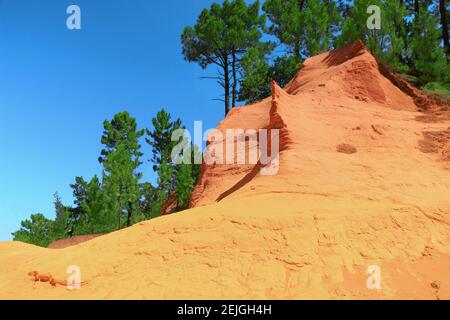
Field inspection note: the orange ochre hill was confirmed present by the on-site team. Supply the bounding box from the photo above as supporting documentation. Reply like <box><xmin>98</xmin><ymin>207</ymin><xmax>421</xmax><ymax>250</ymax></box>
<box><xmin>1</xmin><ymin>41</ymin><xmax>449</xmax><ymax>300</ymax></box>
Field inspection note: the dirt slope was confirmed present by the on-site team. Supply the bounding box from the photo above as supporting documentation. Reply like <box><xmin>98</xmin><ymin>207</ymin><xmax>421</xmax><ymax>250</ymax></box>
<box><xmin>1</xmin><ymin>41</ymin><xmax>449</xmax><ymax>300</ymax></box>
<box><xmin>48</xmin><ymin>234</ymin><xmax>104</xmax><ymax>249</ymax></box>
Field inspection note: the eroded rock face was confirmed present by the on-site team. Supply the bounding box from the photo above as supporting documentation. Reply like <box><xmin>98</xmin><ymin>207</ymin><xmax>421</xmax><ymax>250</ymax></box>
<box><xmin>1</xmin><ymin>41</ymin><xmax>450</xmax><ymax>300</ymax></box>
<box><xmin>161</xmin><ymin>192</ymin><xmax>178</xmax><ymax>216</ymax></box>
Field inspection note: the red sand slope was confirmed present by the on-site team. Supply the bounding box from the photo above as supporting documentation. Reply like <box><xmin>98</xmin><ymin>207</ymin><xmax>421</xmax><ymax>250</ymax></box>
<box><xmin>48</xmin><ymin>234</ymin><xmax>104</xmax><ymax>249</ymax></box>
<box><xmin>1</xmin><ymin>41</ymin><xmax>449</xmax><ymax>300</ymax></box>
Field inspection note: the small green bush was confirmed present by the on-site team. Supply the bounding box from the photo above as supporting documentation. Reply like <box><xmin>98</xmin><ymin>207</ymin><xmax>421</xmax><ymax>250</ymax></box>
<box><xmin>423</xmin><ymin>82</ymin><xmax>450</xmax><ymax>98</ymax></box>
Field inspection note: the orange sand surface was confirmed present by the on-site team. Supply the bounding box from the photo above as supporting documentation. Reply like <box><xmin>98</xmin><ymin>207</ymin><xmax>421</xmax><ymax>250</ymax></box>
<box><xmin>1</xmin><ymin>41</ymin><xmax>449</xmax><ymax>300</ymax></box>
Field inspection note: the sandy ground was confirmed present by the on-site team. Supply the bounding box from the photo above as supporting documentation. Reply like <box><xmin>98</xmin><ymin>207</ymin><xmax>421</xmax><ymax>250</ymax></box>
<box><xmin>1</xmin><ymin>41</ymin><xmax>449</xmax><ymax>300</ymax></box>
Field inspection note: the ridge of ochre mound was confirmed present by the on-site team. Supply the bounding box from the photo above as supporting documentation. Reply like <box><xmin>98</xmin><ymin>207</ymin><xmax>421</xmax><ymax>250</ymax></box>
<box><xmin>190</xmin><ymin>41</ymin><xmax>446</xmax><ymax>208</ymax></box>
<box><xmin>285</xmin><ymin>40</ymin><xmax>417</xmax><ymax>110</ymax></box>
<box><xmin>1</xmin><ymin>41</ymin><xmax>449</xmax><ymax>299</ymax></box>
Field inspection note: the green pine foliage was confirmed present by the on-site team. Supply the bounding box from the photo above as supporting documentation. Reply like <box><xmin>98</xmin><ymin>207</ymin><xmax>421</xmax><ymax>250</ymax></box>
<box><xmin>139</xmin><ymin>182</ymin><xmax>160</xmax><ymax>220</ymax></box>
<box><xmin>146</xmin><ymin>109</ymin><xmax>182</xmax><ymax>173</ymax></box>
<box><xmin>174</xmin><ymin>142</ymin><xmax>202</xmax><ymax>210</ymax></box>
<box><xmin>181</xmin><ymin>0</ymin><xmax>267</xmax><ymax>115</ymax></box>
<box><xmin>263</xmin><ymin>0</ymin><xmax>339</xmax><ymax>60</ymax></box>
<box><xmin>102</xmin><ymin>142</ymin><xmax>142</xmax><ymax>229</ymax></box>
<box><xmin>271</xmin><ymin>55</ymin><xmax>301</xmax><ymax>88</ymax></box>
<box><xmin>99</xmin><ymin>112</ymin><xmax>145</xmax><ymax>229</ymax></box>
<box><xmin>238</xmin><ymin>47</ymin><xmax>272</xmax><ymax>103</ymax></box>
<box><xmin>338</xmin><ymin>0</ymin><xmax>449</xmax><ymax>88</ymax></box>
<box><xmin>263</xmin><ymin>0</ymin><xmax>306</xmax><ymax>61</ymax></box>
<box><xmin>303</xmin><ymin>0</ymin><xmax>340</xmax><ymax>56</ymax></box>
<box><xmin>12</xmin><ymin>214</ymin><xmax>54</xmax><ymax>247</ymax></box>
<box><xmin>238</xmin><ymin>49</ymin><xmax>301</xmax><ymax>103</ymax></box>
<box><xmin>99</xmin><ymin>112</ymin><xmax>144</xmax><ymax>165</ymax></box>
<box><xmin>411</xmin><ymin>8</ymin><xmax>449</xmax><ymax>85</ymax></box>
<box><xmin>48</xmin><ymin>193</ymin><xmax>71</xmax><ymax>241</ymax></box>
<box><xmin>175</xmin><ymin>164</ymin><xmax>196</xmax><ymax>210</ymax></box>
<box><xmin>244</xmin><ymin>0</ymin><xmax>449</xmax><ymax>101</ymax></box>
<box><xmin>337</xmin><ymin>0</ymin><xmax>408</xmax><ymax>72</ymax></box>
<box><xmin>14</xmin><ymin>110</ymin><xmax>201</xmax><ymax>247</ymax></box>
<box><xmin>423</xmin><ymin>82</ymin><xmax>450</xmax><ymax>97</ymax></box>
<box><xmin>79</xmin><ymin>175</ymin><xmax>116</xmax><ymax>234</ymax></box>
<box><xmin>239</xmin><ymin>0</ymin><xmax>337</xmax><ymax>103</ymax></box>
<box><xmin>147</xmin><ymin>109</ymin><xmax>201</xmax><ymax>212</ymax></box>
<box><xmin>146</xmin><ymin>109</ymin><xmax>182</xmax><ymax>206</ymax></box>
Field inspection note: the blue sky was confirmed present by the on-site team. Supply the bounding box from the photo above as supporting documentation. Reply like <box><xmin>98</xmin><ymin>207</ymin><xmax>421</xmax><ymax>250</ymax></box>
<box><xmin>0</xmin><ymin>0</ymin><xmax>228</xmax><ymax>240</ymax></box>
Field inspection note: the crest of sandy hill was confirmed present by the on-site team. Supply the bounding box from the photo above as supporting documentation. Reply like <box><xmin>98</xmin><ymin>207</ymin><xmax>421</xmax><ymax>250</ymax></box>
<box><xmin>190</xmin><ymin>40</ymin><xmax>450</xmax><ymax>207</ymax></box>
<box><xmin>1</xmin><ymin>41</ymin><xmax>449</xmax><ymax>300</ymax></box>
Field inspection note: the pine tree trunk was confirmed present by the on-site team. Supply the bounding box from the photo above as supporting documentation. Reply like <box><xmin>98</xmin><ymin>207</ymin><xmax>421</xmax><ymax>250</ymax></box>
<box><xmin>224</xmin><ymin>58</ymin><xmax>230</xmax><ymax>116</ymax></box>
<box><xmin>414</xmin><ymin>0</ymin><xmax>420</xmax><ymax>16</ymax></box>
<box><xmin>439</xmin><ymin>0</ymin><xmax>450</xmax><ymax>54</ymax></box>
<box><xmin>295</xmin><ymin>0</ymin><xmax>305</xmax><ymax>61</ymax></box>
<box><xmin>298</xmin><ymin>0</ymin><xmax>306</xmax><ymax>9</ymax></box>
<box><xmin>294</xmin><ymin>41</ymin><xmax>301</xmax><ymax>63</ymax></box>
<box><xmin>232</xmin><ymin>48</ymin><xmax>237</xmax><ymax>109</ymax></box>
<box><xmin>126</xmin><ymin>201</ymin><xmax>133</xmax><ymax>227</ymax></box>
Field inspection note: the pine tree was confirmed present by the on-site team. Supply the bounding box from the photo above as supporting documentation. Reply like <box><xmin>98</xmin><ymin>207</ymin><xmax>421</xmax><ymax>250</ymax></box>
<box><xmin>238</xmin><ymin>47</ymin><xmax>272</xmax><ymax>103</ymax></box>
<box><xmin>146</xmin><ymin>109</ymin><xmax>182</xmax><ymax>173</ymax></box>
<box><xmin>67</xmin><ymin>176</ymin><xmax>88</xmax><ymax>235</ymax></box>
<box><xmin>337</xmin><ymin>0</ymin><xmax>408</xmax><ymax>73</ymax></box>
<box><xmin>263</xmin><ymin>0</ymin><xmax>306</xmax><ymax>61</ymax></box>
<box><xmin>146</xmin><ymin>109</ymin><xmax>201</xmax><ymax>213</ymax></box>
<box><xmin>439</xmin><ymin>0</ymin><xmax>449</xmax><ymax>55</ymax></box>
<box><xmin>174</xmin><ymin>142</ymin><xmax>202</xmax><ymax>210</ymax></box>
<box><xmin>238</xmin><ymin>50</ymin><xmax>300</xmax><ymax>104</ymax></box>
<box><xmin>263</xmin><ymin>0</ymin><xmax>339</xmax><ymax>61</ymax></box>
<box><xmin>100</xmin><ymin>112</ymin><xmax>144</xmax><ymax>229</ymax></box>
<box><xmin>271</xmin><ymin>55</ymin><xmax>301</xmax><ymax>87</ymax></box>
<box><xmin>139</xmin><ymin>182</ymin><xmax>160</xmax><ymax>219</ymax></box>
<box><xmin>175</xmin><ymin>164</ymin><xmax>195</xmax><ymax>210</ymax></box>
<box><xmin>304</xmin><ymin>0</ymin><xmax>340</xmax><ymax>56</ymax></box>
<box><xmin>99</xmin><ymin>111</ymin><xmax>144</xmax><ymax>164</ymax></box>
<box><xmin>78</xmin><ymin>175</ymin><xmax>116</xmax><ymax>234</ymax></box>
<box><xmin>411</xmin><ymin>8</ymin><xmax>448</xmax><ymax>84</ymax></box>
<box><xmin>181</xmin><ymin>0</ymin><xmax>266</xmax><ymax>115</ymax></box>
<box><xmin>12</xmin><ymin>213</ymin><xmax>53</xmax><ymax>247</ymax></box>
<box><xmin>103</xmin><ymin>142</ymin><xmax>142</xmax><ymax>229</ymax></box>
<box><xmin>382</xmin><ymin>0</ymin><xmax>408</xmax><ymax>72</ymax></box>
<box><xmin>146</xmin><ymin>109</ymin><xmax>183</xmax><ymax>206</ymax></box>
<box><xmin>145</xmin><ymin>109</ymin><xmax>182</xmax><ymax>211</ymax></box>
<box><xmin>49</xmin><ymin>193</ymin><xmax>70</xmax><ymax>241</ymax></box>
